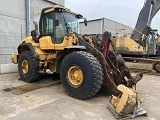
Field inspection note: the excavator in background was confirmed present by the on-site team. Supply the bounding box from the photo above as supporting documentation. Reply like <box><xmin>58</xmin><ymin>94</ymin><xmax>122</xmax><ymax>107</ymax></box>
<box><xmin>112</xmin><ymin>0</ymin><xmax>160</xmax><ymax>72</ymax></box>
<box><xmin>11</xmin><ymin>5</ymin><xmax>146</xmax><ymax>119</ymax></box>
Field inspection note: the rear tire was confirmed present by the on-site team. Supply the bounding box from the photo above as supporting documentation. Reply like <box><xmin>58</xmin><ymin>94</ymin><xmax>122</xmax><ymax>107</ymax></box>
<box><xmin>60</xmin><ymin>51</ymin><xmax>103</xmax><ymax>99</ymax></box>
<box><xmin>18</xmin><ymin>51</ymin><xmax>42</xmax><ymax>82</ymax></box>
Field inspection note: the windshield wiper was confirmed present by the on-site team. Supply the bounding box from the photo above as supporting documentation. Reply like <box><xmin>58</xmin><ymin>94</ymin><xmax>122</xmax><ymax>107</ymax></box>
<box><xmin>63</xmin><ymin>15</ymin><xmax>71</xmax><ymax>33</ymax></box>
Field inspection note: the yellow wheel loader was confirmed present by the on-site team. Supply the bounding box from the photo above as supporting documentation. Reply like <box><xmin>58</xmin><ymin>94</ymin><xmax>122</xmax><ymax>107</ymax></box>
<box><xmin>11</xmin><ymin>5</ymin><xmax>111</xmax><ymax>99</ymax></box>
<box><xmin>11</xmin><ymin>5</ymin><xmax>146</xmax><ymax>118</ymax></box>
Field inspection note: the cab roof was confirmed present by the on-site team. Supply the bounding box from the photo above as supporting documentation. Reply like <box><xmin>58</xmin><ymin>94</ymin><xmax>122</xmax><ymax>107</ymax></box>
<box><xmin>44</xmin><ymin>5</ymin><xmax>83</xmax><ymax>18</ymax></box>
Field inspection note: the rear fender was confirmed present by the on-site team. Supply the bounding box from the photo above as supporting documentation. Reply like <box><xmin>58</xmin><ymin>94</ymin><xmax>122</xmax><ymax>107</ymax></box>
<box><xmin>18</xmin><ymin>43</ymin><xmax>39</xmax><ymax>67</ymax></box>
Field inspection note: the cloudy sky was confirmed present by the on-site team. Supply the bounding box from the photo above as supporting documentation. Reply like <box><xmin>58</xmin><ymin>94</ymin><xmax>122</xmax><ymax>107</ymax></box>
<box><xmin>65</xmin><ymin>0</ymin><xmax>160</xmax><ymax>32</ymax></box>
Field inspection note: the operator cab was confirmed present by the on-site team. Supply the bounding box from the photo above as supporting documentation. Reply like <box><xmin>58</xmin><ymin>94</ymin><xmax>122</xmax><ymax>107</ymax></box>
<box><xmin>31</xmin><ymin>5</ymin><xmax>87</xmax><ymax>45</ymax></box>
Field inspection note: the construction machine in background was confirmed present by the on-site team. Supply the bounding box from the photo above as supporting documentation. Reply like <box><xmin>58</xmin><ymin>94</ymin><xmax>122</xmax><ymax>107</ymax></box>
<box><xmin>112</xmin><ymin>0</ymin><xmax>160</xmax><ymax>72</ymax></box>
<box><xmin>11</xmin><ymin>5</ymin><xmax>146</xmax><ymax>118</ymax></box>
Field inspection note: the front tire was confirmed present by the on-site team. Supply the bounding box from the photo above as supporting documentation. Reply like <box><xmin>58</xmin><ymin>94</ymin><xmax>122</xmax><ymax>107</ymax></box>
<box><xmin>60</xmin><ymin>51</ymin><xmax>103</xmax><ymax>99</ymax></box>
<box><xmin>18</xmin><ymin>51</ymin><xmax>41</xmax><ymax>82</ymax></box>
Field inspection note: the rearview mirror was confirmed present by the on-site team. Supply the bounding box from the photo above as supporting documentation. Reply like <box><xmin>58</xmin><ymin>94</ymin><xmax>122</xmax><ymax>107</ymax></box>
<box><xmin>84</xmin><ymin>18</ymin><xmax>87</xmax><ymax>26</ymax></box>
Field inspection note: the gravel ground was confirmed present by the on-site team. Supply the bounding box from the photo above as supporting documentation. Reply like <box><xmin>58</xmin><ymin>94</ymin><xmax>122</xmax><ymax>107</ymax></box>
<box><xmin>0</xmin><ymin>73</ymin><xmax>159</xmax><ymax>120</ymax></box>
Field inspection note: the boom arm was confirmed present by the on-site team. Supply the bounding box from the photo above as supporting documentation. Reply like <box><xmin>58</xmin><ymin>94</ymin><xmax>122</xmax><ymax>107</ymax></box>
<box><xmin>131</xmin><ymin>0</ymin><xmax>160</xmax><ymax>40</ymax></box>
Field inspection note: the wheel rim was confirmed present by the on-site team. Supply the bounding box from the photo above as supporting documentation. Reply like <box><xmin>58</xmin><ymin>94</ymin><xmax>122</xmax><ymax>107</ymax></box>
<box><xmin>67</xmin><ymin>65</ymin><xmax>84</xmax><ymax>88</ymax></box>
<box><xmin>21</xmin><ymin>60</ymin><xmax>29</xmax><ymax>74</ymax></box>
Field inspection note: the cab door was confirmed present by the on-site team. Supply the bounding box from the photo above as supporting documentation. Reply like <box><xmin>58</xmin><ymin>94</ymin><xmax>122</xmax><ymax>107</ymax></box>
<box><xmin>39</xmin><ymin>11</ymin><xmax>55</xmax><ymax>50</ymax></box>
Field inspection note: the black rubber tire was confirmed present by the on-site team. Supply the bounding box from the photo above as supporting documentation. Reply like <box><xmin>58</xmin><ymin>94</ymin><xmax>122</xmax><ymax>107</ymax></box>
<box><xmin>152</xmin><ymin>62</ymin><xmax>160</xmax><ymax>73</ymax></box>
<box><xmin>18</xmin><ymin>51</ymin><xmax>41</xmax><ymax>82</ymax></box>
<box><xmin>60</xmin><ymin>51</ymin><xmax>103</xmax><ymax>99</ymax></box>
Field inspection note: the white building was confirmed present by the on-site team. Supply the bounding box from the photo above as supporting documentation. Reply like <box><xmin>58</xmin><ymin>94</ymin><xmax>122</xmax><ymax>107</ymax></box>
<box><xmin>0</xmin><ymin>0</ymin><xmax>64</xmax><ymax>64</ymax></box>
<box><xmin>80</xmin><ymin>18</ymin><xmax>133</xmax><ymax>37</ymax></box>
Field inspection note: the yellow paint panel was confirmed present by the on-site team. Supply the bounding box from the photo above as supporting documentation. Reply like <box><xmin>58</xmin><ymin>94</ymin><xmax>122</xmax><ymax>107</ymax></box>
<box><xmin>32</xmin><ymin>43</ymin><xmax>46</xmax><ymax>55</ymax></box>
<box><xmin>116</xmin><ymin>85</ymin><xmax>136</xmax><ymax>114</ymax></box>
<box><xmin>54</xmin><ymin>35</ymin><xmax>78</xmax><ymax>50</ymax></box>
<box><xmin>110</xmin><ymin>85</ymin><xmax>137</xmax><ymax>114</ymax></box>
<box><xmin>113</xmin><ymin>37</ymin><xmax>143</xmax><ymax>52</ymax></box>
<box><xmin>39</xmin><ymin>36</ymin><xmax>54</xmax><ymax>50</ymax></box>
<box><xmin>20</xmin><ymin>36</ymin><xmax>33</xmax><ymax>44</ymax></box>
<box><xmin>126</xmin><ymin>37</ymin><xmax>143</xmax><ymax>51</ymax></box>
<box><xmin>39</xmin><ymin>34</ymin><xmax>78</xmax><ymax>50</ymax></box>
<box><xmin>44</xmin><ymin>8</ymin><xmax>55</xmax><ymax>13</ymax></box>
<box><xmin>112</xmin><ymin>37</ymin><xmax>126</xmax><ymax>48</ymax></box>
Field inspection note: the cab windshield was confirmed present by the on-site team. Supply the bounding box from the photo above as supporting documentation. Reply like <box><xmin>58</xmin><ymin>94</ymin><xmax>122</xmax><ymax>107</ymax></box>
<box><xmin>55</xmin><ymin>12</ymin><xmax>79</xmax><ymax>35</ymax></box>
<box><xmin>43</xmin><ymin>10</ymin><xmax>80</xmax><ymax>43</ymax></box>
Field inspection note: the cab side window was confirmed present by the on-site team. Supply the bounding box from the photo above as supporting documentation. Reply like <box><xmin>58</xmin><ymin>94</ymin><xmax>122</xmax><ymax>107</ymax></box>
<box><xmin>54</xmin><ymin>13</ymin><xmax>66</xmax><ymax>43</ymax></box>
<box><xmin>44</xmin><ymin>12</ymin><xmax>54</xmax><ymax>36</ymax></box>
